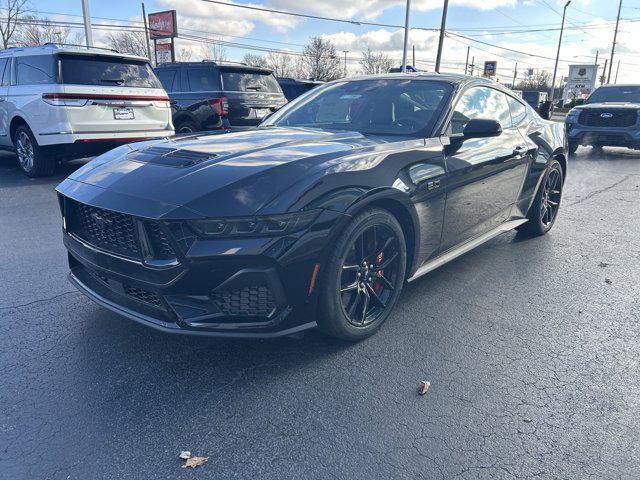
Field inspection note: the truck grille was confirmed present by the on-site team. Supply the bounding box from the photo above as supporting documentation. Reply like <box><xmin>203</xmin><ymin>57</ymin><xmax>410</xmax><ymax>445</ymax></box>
<box><xmin>67</xmin><ymin>200</ymin><xmax>141</xmax><ymax>259</ymax></box>
<box><xmin>579</xmin><ymin>109</ymin><xmax>638</xmax><ymax>127</ymax></box>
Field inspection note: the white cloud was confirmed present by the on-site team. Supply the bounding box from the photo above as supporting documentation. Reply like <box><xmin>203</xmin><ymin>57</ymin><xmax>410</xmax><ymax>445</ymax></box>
<box><xmin>271</xmin><ymin>0</ymin><xmax>517</xmax><ymax>21</ymax></box>
<box><xmin>158</xmin><ymin>0</ymin><xmax>299</xmax><ymax>36</ymax></box>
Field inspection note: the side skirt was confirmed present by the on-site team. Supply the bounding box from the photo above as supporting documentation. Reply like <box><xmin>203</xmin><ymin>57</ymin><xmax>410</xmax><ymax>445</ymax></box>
<box><xmin>407</xmin><ymin>218</ymin><xmax>528</xmax><ymax>283</ymax></box>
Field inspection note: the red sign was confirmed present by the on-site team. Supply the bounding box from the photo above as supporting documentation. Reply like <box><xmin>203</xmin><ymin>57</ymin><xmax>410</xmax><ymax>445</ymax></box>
<box><xmin>155</xmin><ymin>41</ymin><xmax>173</xmax><ymax>64</ymax></box>
<box><xmin>148</xmin><ymin>10</ymin><xmax>177</xmax><ymax>39</ymax></box>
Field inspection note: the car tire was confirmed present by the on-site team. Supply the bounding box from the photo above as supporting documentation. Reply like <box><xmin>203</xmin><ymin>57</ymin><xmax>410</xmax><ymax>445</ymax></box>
<box><xmin>13</xmin><ymin>124</ymin><xmax>55</xmax><ymax>177</ymax></box>
<box><xmin>175</xmin><ymin>120</ymin><xmax>198</xmax><ymax>134</ymax></box>
<box><xmin>568</xmin><ymin>141</ymin><xmax>578</xmax><ymax>155</ymax></box>
<box><xmin>317</xmin><ymin>208</ymin><xmax>407</xmax><ymax>341</ymax></box>
<box><xmin>520</xmin><ymin>159</ymin><xmax>564</xmax><ymax>236</ymax></box>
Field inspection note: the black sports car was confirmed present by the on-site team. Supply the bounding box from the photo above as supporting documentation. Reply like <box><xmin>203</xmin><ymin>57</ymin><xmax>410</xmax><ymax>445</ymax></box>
<box><xmin>57</xmin><ymin>74</ymin><xmax>567</xmax><ymax>341</ymax></box>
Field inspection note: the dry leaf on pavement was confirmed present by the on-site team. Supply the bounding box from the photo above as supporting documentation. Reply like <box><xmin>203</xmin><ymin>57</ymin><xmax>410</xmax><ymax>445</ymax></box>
<box><xmin>419</xmin><ymin>380</ymin><xmax>431</xmax><ymax>395</ymax></box>
<box><xmin>179</xmin><ymin>451</ymin><xmax>191</xmax><ymax>460</ymax></box>
<box><xmin>181</xmin><ymin>456</ymin><xmax>209</xmax><ymax>469</ymax></box>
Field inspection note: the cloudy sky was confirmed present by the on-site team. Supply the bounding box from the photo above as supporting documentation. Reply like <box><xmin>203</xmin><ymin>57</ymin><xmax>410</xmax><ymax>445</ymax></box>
<box><xmin>33</xmin><ymin>0</ymin><xmax>640</xmax><ymax>84</ymax></box>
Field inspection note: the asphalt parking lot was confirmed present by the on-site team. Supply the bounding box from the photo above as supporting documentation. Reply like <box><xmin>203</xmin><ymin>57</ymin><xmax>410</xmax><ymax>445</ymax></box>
<box><xmin>1</xmin><ymin>148</ymin><xmax>639</xmax><ymax>480</ymax></box>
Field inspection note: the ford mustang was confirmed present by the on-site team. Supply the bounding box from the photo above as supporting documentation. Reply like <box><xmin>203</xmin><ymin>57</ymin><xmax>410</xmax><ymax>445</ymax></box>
<box><xmin>57</xmin><ymin>73</ymin><xmax>567</xmax><ymax>341</ymax></box>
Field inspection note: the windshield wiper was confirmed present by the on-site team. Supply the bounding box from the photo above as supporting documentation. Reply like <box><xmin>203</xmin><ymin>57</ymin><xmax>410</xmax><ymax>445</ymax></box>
<box><xmin>100</xmin><ymin>78</ymin><xmax>125</xmax><ymax>85</ymax></box>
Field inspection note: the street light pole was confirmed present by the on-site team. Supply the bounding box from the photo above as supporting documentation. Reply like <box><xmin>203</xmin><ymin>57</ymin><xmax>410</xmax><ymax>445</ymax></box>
<box><xmin>401</xmin><ymin>0</ymin><xmax>412</xmax><ymax>73</ymax></box>
<box><xmin>81</xmin><ymin>0</ymin><xmax>93</xmax><ymax>47</ymax></box>
<box><xmin>550</xmin><ymin>0</ymin><xmax>571</xmax><ymax>113</ymax></box>
<box><xmin>434</xmin><ymin>0</ymin><xmax>449</xmax><ymax>73</ymax></box>
<box><xmin>607</xmin><ymin>0</ymin><xmax>623</xmax><ymax>84</ymax></box>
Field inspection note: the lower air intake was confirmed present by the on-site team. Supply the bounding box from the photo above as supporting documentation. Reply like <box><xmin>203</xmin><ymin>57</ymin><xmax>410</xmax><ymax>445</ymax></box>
<box><xmin>211</xmin><ymin>286</ymin><xmax>276</xmax><ymax>317</ymax></box>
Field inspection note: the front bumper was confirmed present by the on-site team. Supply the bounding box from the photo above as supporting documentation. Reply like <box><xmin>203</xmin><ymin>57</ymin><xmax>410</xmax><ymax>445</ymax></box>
<box><xmin>69</xmin><ymin>269</ymin><xmax>315</xmax><ymax>338</ymax></box>
<box><xmin>566</xmin><ymin>123</ymin><xmax>640</xmax><ymax>148</ymax></box>
<box><xmin>58</xmin><ymin>193</ymin><xmax>343</xmax><ymax>338</ymax></box>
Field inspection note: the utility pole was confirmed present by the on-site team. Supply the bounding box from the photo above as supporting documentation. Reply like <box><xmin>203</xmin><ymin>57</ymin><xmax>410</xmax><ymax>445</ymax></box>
<box><xmin>512</xmin><ymin>62</ymin><xmax>518</xmax><ymax>88</ymax></box>
<box><xmin>141</xmin><ymin>2</ymin><xmax>152</xmax><ymax>62</ymax></box>
<box><xmin>469</xmin><ymin>56</ymin><xmax>475</xmax><ymax>76</ymax></box>
<box><xmin>401</xmin><ymin>0</ymin><xmax>411</xmax><ymax>73</ymax></box>
<box><xmin>594</xmin><ymin>50</ymin><xmax>598</xmax><ymax>66</ymax></box>
<box><xmin>615</xmin><ymin>60</ymin><xmax>620</xmax><ymax>83</ymax></box>
<box><xmin>81</xmin><ymin>0</ymin><xmax>93</xmax><ymax>47</ymax></box>
<box><xmin>434</xmin><ymin>0</ymin><xmax>449</xmax><ymax>73</ymax></box>
<box><xmin>343</xmin><ymin>51</ymin><xmax>348</xmax><ymax>77</ymax></box>
<box><xmin>412</xmin><ymin>45</ymin><xmax>415</xmax><ymax>69</ymax></box>
<box><xmin>464</xmin><ymin>46</ymin><xmax>470</xmax><ymax>75</ymax></box>
<box><xmin>600</xmin><ymin>58</ymin><xmax>608</xmax><ymax>85</ymax></box>
<box><xmin>607</xmin><ymin>0</ymin><xmax>623</xmax><ymax>83</ymax></box>
<box><xmin>550</xmin><ymin>0</ymin><xmax>571</xmax><ymax>114</ymax></box>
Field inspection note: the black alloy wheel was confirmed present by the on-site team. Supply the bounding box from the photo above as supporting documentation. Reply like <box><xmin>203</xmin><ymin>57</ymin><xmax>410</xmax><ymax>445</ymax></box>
<box><xmin>520</xmin><ymin>159</ymin><xmax>564</xmax><ymax>236</ymax></box>
<box><xmin>318</xmin><ymin>208</ymin><xmax>406</xmax><ymax>340</ymax></box>
<box><xmin>540</xmin><ymin>165</ymin><xmax>562</xmax><ymax>228</ymax></box>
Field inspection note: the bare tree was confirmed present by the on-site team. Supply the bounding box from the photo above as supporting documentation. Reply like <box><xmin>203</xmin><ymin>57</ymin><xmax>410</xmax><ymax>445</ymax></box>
<box><xmin>516</xmin><ymin>70</ymin><xmax>552</xmax><ymax>92</ymax></box>
<box><xmin>199</xmin><ymin>40</ymin><xmax>227</xmax><ymax>61</ymax></box>
<box><xmin>16</xmin><ymin>16</ymin><xmax>70</xmax><ymax>46</ymax></box>
<box><xmin>177</xmin><ymin>46</ymin><xmax>192</xmax><ymax>61</ymax></box>
<box><xmin>106</xmin><ymin>31</ymin><xmax>150</xmax><ymax>59</ymax></box>
<box><xmin>265</xmin><ymin>51</ymin><xmax>295</xmax><ymax>77</ymax></box>
<box><xmin>0</xmin><ymin>0</ymin><xmax>28</xmax><ymax>48</ymax></box>
<box><xmin>300</xmin><ymin>37</ymin><xmax>341</xmax><ymax>81</ymax></box>
<box><xmin>242</xmin><ymin>53</ymin><xmax>267</xmax><ymax>68</ymax></box>
<box><xmin>359</xmin><ymin>47</ymin><xmax>393</xmax><ymax>75</ymax></box>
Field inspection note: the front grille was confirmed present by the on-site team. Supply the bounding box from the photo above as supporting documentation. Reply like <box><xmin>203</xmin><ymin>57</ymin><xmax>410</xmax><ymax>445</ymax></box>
<box><xmin>67</xmin><ymin>200</ymin><xmax>140</xmax><ymax>259</ymax></box>
<box><xmin>579</xmin><ymin>109</ymin><xmax>638</xmax><ymax>127</ymax></box>
<box><xmin>145</xmin><ymin>222</ymin><xmax>176</xmax><ymax>259</ymax></box>
<box><xmin>124</xmin><ymin>285</ymin><xmax>163</xmax><ymax>308</ymax></box>
<box><xmin>211</xmin><ymin>286</ymin><xmax>276</xmax><ymax>317</ymax></box>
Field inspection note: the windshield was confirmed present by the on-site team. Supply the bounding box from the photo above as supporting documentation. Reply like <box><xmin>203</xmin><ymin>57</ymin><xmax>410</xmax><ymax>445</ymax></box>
<box><xmin>262</xmin><ymin>78</ymin><xmax>453</xmax><ymax>136</ymax></box>
<box><xmin>59</xmin><ymin>54</ymin><xmax>162</xmax><ymax>88</ymax></box>
<box><xmin>221</xmin><ymin>69</ymin><xmax>281</xmax><ymax>93</ymax></box>
<box><xmin>587</xmin><ymin>86</ymin><xmax>640</xmax><ymax>104</ymax></box>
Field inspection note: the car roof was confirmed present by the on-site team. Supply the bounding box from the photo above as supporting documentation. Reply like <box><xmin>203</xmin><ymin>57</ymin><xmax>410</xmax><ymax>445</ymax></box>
<box><xmin>0</xmin><ymin>43</ymin><xmax>149</xmax><ymax>62</ymax></box>
<box><xmin>598</xmin><ymin>83</ymin><xmax>640</xmax><ymax>88</ymax></box>
<box><xmin>155</xmin><ymin>61</ymin><xmax>273</xmax><ymax>74</ymax></box>
<box><xmin>328</xmin><ymin>72</ymin><xmax>493</xmax><ymax>86</ymax></box>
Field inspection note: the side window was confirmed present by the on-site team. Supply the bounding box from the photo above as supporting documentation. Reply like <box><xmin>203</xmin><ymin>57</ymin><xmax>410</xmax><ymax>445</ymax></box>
<box><xmin>156</xmin><ymin>69</ymin><xmax>176</xmax><ymax>92</ymax></box>
<box><xmin>449</xmin><ymin>86</ymin><xmax>512</xmax><ymax>134</ymax></box>
<box><xmin>507</xmin><ymin>96</ymin><xmax>528</xmax><ymax>125</ymax></box>
<box><xmin>0</xmin><ymin>58</ymin><xmax>9</xmax><ymax>86</ymax></box>
<box><xmin>186</xmin><ymin>68</ymin><xmax>221</xmax><ymax>91</ymax></box>
<box><xmin>16</xmin><ymin>55</ymin><xmax>57</xmax><ymax>85</ymax></box>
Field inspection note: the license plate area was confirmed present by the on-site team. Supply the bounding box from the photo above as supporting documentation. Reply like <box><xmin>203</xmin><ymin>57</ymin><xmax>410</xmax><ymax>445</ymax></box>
<box><xmin>113</xmin><ymin>107</ymin><xmax>134</xmax><ymax>120</ymax></box>
<box><xmin>254</xmin><ymin>108</ymin><xmax>270</xmax><ymax>119</ymax></box>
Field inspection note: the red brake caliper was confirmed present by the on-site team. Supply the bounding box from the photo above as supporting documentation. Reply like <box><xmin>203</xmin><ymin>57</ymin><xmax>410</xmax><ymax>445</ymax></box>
<box><xmin>374</xmin><ymin>249</ymin><xmax>384</xmax><ymax>294</ymax></box>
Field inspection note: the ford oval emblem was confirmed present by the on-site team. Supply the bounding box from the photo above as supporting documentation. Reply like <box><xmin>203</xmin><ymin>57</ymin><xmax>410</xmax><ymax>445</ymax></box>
<box><xmin>600</xmin><ymin>112</ymin><xmax>613</xmax><ymax>118</ymax></box>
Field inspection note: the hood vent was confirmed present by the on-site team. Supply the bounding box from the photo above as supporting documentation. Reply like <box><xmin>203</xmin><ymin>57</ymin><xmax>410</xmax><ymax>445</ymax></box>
<box><xmin>129</xmin><ymin>146</ymin><xmax>217</xmax><ymax>168</ymax></box>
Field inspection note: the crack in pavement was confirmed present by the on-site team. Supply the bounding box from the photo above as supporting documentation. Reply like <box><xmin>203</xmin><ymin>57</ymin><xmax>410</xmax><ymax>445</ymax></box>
<box><xmin>566</xmin><ymin>174</ymin><xmax>633</xmax><ymax>206</ymax></box>
<box><xmin>0</xmin><ymin>290</ymin><xmax>80</xmax><ymax>311</ymax></box>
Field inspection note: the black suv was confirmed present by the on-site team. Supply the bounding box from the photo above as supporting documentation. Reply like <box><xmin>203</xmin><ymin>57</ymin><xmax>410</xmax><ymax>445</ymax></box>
<box><xmin>565</xmin><ymin>84</ymin><xmax>640</xmax><ymax>153</ymax></box>
<box><xmin>154</xmin><ymin>61</ymin><xmax>286</xmax><ymax>133</ymax></box>
<box><xmin>277</xmin><ymin>77</ymin><xmax>323</xmax><ymax>101</ymax></box>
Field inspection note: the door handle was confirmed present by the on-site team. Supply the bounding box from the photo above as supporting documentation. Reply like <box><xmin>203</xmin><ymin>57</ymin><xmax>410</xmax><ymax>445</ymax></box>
<box><xmin>513</xmin><ymin>145</ymin><xmax>526</xmax><ymax>156</ymax></box>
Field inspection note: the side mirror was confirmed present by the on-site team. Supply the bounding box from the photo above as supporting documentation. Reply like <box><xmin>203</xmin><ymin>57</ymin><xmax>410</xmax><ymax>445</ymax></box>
<box><xmin>462</xmin><ymin>119</ymin><xmax>502</xmax><ymax>139</ymax></box>
<box><xmin>574</xmin><ymin>98</ymin><xmax>585</xmax><ymax>106</ymax></box>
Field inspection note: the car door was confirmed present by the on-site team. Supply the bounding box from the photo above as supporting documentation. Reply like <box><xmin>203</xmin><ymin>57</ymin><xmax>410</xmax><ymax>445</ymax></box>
<box><xmin>0</xmin><ymin>57</ymin><xmax>10</xmax><ymax>145</ymax></box>
<box><xmin>440</xmin><ymin>85</ymin><xmax>528</xmax><ymax>250</ymax></box>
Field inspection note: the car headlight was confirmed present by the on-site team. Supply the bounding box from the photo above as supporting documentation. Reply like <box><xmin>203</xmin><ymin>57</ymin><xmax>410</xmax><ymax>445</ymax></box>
<box><xmin>189</xmin><ymin>210</ymin><xmax>321</xmax><ymax>238</ymax></box>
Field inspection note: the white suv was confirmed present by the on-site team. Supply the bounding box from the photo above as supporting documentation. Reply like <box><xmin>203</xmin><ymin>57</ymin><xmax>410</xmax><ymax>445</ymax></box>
<box><xmin>0</xmin><ymin>44</ymin><xmax>174</xmax><ymax>177</ymax></box>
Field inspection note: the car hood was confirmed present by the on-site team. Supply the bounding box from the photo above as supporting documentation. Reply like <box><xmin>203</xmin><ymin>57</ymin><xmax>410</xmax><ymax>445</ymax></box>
<box><xmin>57</xmin><ymin>127</ymin><xmax>401</xmax><ymax>219</ymax></box>
<box><xmin>578</xmin><ymin>102</ymin><xmax>640</xmax><ymax>110</ymax></box>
